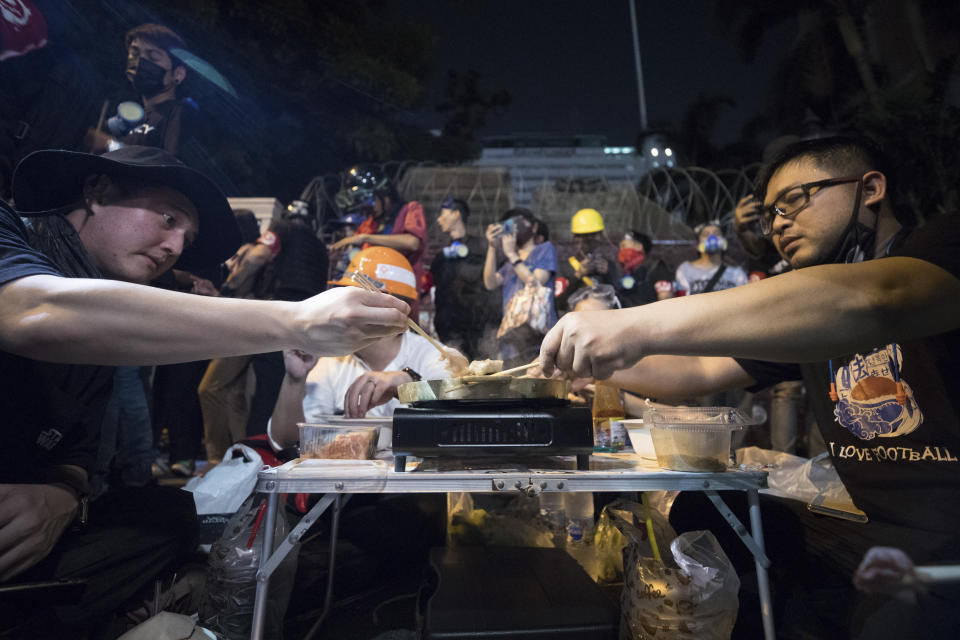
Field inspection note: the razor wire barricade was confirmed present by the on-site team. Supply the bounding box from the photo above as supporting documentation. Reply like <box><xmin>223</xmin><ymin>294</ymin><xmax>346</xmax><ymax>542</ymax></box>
<box><xmin>298</xmin><ymin>160</ymin><xmax>763</xmax><ymax>284</ymax></box>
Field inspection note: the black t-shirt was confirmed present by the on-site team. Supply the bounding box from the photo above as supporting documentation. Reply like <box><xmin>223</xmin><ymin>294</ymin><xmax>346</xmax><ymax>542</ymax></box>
<box><xmin>618</xmin><ymin>259</ymin><xmax>673</xmax><ymax>307</ymax></box>
<box><xmin>736</xmin><ymin>214</ymin><xmax>960</xmax><ymax>539</ymax></box>
<box><xmin>119</xmin><ymin>98</ymin><xmax>187</xmax><ymax>154</ymax></box>
<box><xmin>0</xmin><ymin>202</ymin><xmax>113</xmax><ymax>482</ymax></box>
<box><xmin>430</xmin><ymin>234</ymin><xmax>494</xmax><ymax>333</ymax></box>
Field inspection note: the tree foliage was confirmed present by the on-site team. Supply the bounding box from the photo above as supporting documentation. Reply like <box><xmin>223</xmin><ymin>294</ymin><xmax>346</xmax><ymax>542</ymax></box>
<box><xmin>709</xmin><ymin>0</ymin><xmax>960</xmax><ymax>216</ymax></box>
<box><xmin>36</xmin><ymin>0</ymin><xmax>452</xmax><ymax>200</ymax></box>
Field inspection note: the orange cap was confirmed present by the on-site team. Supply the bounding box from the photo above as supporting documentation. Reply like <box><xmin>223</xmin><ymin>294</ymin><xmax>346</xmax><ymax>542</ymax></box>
<box><xmin>329</xmin><ymin>246</ymin><xmax>417</xmax><ymax>299</ymax></box>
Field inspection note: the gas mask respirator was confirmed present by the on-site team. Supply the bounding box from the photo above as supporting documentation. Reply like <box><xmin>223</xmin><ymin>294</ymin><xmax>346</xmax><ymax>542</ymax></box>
<box><xmin>698</xmin><ymin>234</ymin><xmax>728</xmax><ymax>254</ymax></box>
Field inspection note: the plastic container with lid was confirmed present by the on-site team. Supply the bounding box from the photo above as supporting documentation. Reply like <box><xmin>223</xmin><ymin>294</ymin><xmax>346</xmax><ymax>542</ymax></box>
<box><xmin>298</xmin><ymin>423</ymin><xmax>380</xmax><ymax>459</ymax></box>
<box><xmin>306</xmin><ymin>415</ymin><xmax>393</xmax><ymax>451</ymax></box>
<box><xmin>642</xmin><ymin>406</ymin><xmax>754</xmax><ymax>472</ymax></box>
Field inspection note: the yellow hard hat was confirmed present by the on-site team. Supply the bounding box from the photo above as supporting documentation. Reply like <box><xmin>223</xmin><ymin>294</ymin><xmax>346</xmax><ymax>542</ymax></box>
<box><xmin>329</xmin><ymin>246</ymin><xmax>418</xmax><ymax>300</ymax></box>
<box><xmin>571</xmin><ymin>208</ymin><xmax>604</xmax><ymax>234</ymax></box>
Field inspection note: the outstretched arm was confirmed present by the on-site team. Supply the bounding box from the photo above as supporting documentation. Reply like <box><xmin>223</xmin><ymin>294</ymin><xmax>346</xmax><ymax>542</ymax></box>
<box><xmin>609</xmin><ymin>355</ymin><xmax>757</xmax><ymax>399</ymax></box>
<box><xmin>0</xmin><ymin>275</ymin><xmax>409</xmax><ymax>366</ymax></box>
<box><xmin>542</xmin><ymin>257</ymin><xmax>960</xmax><ymax>380</ymax></box>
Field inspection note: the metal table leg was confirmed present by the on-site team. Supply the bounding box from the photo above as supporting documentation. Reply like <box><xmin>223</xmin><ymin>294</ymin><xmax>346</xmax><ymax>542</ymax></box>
<box><xmin>302</xmin><ymin>493</ymin><xmax>348</xmax><ymax>640</ymax></box>
<box><xmin>704</xmin><ymin>489</ymin><xmax>775</xmax><ymax>640</ymax></box>
<box><xmin>748</xmin><ymin>489</ymin><xmax>775</xmax><ymax>640</ymax></box>
<box><xmin>249</xmin><ymin>493</ymin><xmax>343</xmax><ymax>640</ymax></box>
<box><xmin>250</xmin><ymin>491</ymin><xmax>279</xmax><ymax>640</ymax></box>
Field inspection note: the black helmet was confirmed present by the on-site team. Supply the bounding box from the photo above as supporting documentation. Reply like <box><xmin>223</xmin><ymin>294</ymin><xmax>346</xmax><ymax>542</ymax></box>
<box><xmin>339</xmin><ymin>165</ymin><xmax>390</xmax><ymax>214</ymax></box>
<box><xmin>344</xmin><ymin>164</ymin><xmax>388</xmax><ymax>193</ymax></box>
<box><xmin>283</xmin><ymin>199</ymin><xmax>317</xmax><ymax>232</ymax></box>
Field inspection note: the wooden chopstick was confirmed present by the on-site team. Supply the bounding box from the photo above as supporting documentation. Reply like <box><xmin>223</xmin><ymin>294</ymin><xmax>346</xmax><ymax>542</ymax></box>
<box><xmin>350</xmin><ymin>272</ymin><xmax>449</xmax><ymax>359</ymax></box>
<box><xmin>406</xmin><ymin>318</ymin><xmax>448</xmax><ymax>356</ymax></box>
<box><xmin>490</xmin><ymin>361</ymin><xmax>540</xmax><ymax>377</ymax></box>
<box><xmin>915</xmin><ymin>565</ymin><xmax>960</xmax><ymax>584</ymax></box>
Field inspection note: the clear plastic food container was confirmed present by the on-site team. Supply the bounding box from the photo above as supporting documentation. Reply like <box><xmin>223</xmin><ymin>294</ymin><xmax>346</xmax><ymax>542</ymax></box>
<box><xmin>642</xmin><ymin>406</ymin><xmax>754</xmax><ymax>472</ymax></box>
<box><xmin>298</xmin><ymin>423</ymin><xmax>381</xmax><ymax>460</ymax></box>
<box><xmin>307</xmin><ymin>416</ymin><xmax>393</xmax><ymax>451</ymax></box>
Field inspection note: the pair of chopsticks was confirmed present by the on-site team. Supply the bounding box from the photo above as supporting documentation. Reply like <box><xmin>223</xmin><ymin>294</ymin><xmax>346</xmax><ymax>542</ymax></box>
<box><xmin>490</xmin><ymin>360</ymin><xmax>540</xmax><ymax>377</ymax></box>
<box><xmin>912</xmin><ymin>565</ymin><xmax>960</xmax><ymax>584</ymax></box>
<box><xmin>350</xmin><ymin>272</ymin><xmax>449</xmax><ymax>359</ymax></box>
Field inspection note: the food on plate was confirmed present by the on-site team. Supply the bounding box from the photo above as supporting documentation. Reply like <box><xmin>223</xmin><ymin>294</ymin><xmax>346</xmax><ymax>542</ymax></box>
<box><xmin>465</xmin><ymin>359</ymin><xmax>504</xmax><ymax>376</ymax></box>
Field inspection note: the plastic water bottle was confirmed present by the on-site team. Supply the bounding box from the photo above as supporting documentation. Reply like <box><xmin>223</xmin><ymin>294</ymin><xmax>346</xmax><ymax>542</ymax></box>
<box><xmin>564</xmin><ymin>492</ymin><xmax>595</xmax><ymax>547</ymax></box>
<box><xmin>539</xmin><ymin>492</ymin><xmax>567</xmax><ymax>549</ymax></box>
<box><xmin>200</xmin><ymin>494</ymin><xmax>298</xmax><ymax>640</ymax></box>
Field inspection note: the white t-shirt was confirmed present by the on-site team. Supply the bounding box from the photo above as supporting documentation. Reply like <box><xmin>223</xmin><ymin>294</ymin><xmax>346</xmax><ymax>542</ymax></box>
<box><xmin>674</xmin><ymin>261</ymin><xmax>748</xmax><ymax>295</ymax></box>
<box><xmin>268</xmin><ymin>331</ymin><xmax>452</xmax><ymax>447</ymax></box>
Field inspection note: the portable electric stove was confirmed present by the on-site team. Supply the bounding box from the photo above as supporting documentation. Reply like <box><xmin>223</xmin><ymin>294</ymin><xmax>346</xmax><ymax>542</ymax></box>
<box><xmin>391</xmin><ymin>399</ymin><xmax>593</xmax><ymax>472</ymax></box>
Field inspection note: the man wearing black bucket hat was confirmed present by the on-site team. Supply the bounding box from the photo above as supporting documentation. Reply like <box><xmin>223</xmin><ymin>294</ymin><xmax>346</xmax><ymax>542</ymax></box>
<box><xmin>0</xmin><ymin>145</ymin><xmax>408</xmax><ymax>634</ymax></box>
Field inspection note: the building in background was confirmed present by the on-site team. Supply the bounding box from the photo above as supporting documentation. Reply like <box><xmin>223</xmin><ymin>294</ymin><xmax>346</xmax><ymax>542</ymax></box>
<box><xmin>473</xmin><ymin>134</ymin><xmax>649</xmax><ymax>208</ymax></box>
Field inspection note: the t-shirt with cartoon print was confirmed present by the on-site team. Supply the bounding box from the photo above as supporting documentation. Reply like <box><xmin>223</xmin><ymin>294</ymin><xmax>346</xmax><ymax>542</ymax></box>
<box><xmin>736</xmin><ymin>212</ymin><xmax>960</xmax><ymax>538</ymax></box>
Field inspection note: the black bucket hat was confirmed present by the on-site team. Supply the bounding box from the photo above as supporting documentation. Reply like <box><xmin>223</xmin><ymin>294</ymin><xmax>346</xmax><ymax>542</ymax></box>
<box><xmin>12</xmin><ymin>146</ymin><xmax>240</xmax><ymax>270</ymax></box>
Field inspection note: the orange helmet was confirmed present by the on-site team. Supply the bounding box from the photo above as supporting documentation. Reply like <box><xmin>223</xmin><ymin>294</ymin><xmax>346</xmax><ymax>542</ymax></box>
<box><xmin>329</xmin><ymin>246</ymin><xmax>417</xmax><ymax>299</ymax></box>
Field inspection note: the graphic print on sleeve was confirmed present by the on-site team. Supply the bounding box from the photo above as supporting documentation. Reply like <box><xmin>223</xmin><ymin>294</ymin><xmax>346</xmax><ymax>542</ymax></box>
<box><xmin>833</xmin><ymin>344</ymin><xmax>923</xmax><ymax>440</ymax></box>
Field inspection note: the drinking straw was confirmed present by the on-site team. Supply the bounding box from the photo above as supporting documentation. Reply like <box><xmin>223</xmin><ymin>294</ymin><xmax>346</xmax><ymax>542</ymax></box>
<box><xmin>247</xmin><ymin>500</ymin><xmax>268</xmax><ymax>549</ymax></box>
<box><xmin>641</xmin><ymin>492</ymin><xmax>663</xmax><ymax>564</ymax></box>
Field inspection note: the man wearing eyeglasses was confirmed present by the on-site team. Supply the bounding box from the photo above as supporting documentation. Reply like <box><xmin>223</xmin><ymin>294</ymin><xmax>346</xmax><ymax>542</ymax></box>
<box><xmin>541</xmin><ymin>136</ymin><xmax>960</xmax><ymax>637</ymax></box>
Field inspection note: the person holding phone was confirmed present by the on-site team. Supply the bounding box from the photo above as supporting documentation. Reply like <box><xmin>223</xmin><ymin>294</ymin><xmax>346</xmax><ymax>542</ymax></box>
<box><xmin>483</xmin><ymin>208</ymin><xmax>557</xmax><ymax>364</ymax></box>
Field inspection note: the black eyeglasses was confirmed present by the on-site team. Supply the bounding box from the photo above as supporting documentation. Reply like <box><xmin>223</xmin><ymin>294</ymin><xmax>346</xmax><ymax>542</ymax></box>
<box><xmin>760</xmin><ymin>176</ymin><xmax>862</xmax><ymax>237</ymax></box>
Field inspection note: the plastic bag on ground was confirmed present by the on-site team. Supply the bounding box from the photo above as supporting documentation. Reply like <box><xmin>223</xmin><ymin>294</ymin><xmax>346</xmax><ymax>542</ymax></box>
<box><xmin>183</xmin><ymin>443</ymin><xmax>264</xmax><ymax>545</ymax></box>
<box><xmin>116</xmin><ymin>611</ymin><xmax>217</xmax><ymax>639</ymax></box>
<box><xmin>620</xmin><ymin>530</ymin><xmax>740</xmax><ymax>640</ymax></box>
<box><xmin>593</xmin><ymin>498</ymin><xmax>676</xmax><ymax>584</ymax></box>
<box><xmin>184</xmin><ymin>443</ymin><xmax>263</xmax><ymax>515</ymax></box>
<box><xmin>446</xmin><ymin>492</ymin><xmax>555</xmax><ymax>548</ymax></box>
<box><xmin>199</xmin><ymin>493</ymin><xmax>298</xmax><ymax>640</ymax></box>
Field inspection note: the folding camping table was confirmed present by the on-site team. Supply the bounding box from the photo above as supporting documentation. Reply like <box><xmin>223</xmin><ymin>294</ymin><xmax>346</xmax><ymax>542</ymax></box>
<box><xmin>249</xmin><ymin>454</ymin><xmax>773</xmax><ymax>640</ymax></box>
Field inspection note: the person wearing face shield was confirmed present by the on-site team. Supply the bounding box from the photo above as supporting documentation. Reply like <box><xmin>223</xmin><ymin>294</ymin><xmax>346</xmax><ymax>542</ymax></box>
<box><xmin>331</xmin><ymin>167</ymin><xmax>428</xmax><ymax>318</ymax></box>
<box><xmin>87</xmin><ymin>23</ymin><xmax>191</xmax><ymax>155</ymax></box>
<box><xmin>673</xmin><ymin>222</ymin><xmax>748</xmax><ymax>296</ymax></box>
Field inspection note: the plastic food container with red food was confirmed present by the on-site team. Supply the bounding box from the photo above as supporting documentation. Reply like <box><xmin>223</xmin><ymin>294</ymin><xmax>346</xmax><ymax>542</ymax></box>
<box><xmin>298</xmin><ymin>423</ymin><xmax>381</xmax><ymax>460</ymax></box>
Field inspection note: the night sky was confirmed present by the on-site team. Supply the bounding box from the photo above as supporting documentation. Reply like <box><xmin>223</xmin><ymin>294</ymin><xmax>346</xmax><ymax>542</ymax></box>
<box><xmin>394</xmin><ymin>0</ymin><xmax>793</xmax><ymax>146</ymax></box>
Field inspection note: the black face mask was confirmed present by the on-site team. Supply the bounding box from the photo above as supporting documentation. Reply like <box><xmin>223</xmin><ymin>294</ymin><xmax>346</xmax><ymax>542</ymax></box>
<box><xmin>129</xmin><ymin>57</ymin><xmax>168</xmax><ymax>98</ymax></box>
<box><xmin>826</xmin><ymin>181</ymin><xmax>877</xmax><ymax>264</ymax></box>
